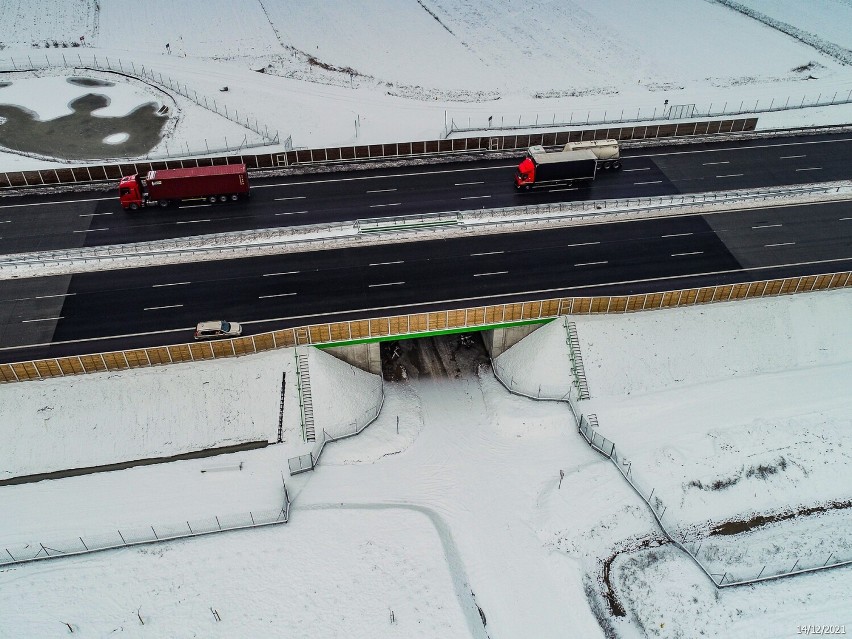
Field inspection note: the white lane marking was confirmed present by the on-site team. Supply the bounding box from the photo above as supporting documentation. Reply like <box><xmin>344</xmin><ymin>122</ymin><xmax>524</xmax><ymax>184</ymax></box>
<box><xmin>21</xmin><ymin>316</ymin><xmax>63</xmax><ymax>323</ymax></box>
<box><xmin>152</xmin><ymin>282</ymin><xmax>191</xmax><ymax>288</ymax></box>
<box><xmin>7</xmin><ymin>294</ymin><xmax>74</xmax><ymax>302</ymax></box>
<box><xmin>73</xmin><ymin>227</ymin><xmax>109</xmax><ymax>233</ymax></box>
<box><xmin>634</xmin><ymin>180</ymin><xmax>662</xmax><ymax>185</ymax></box>
<box><xmin>470</xmin><ymin>251</ymin><xmax>504</xmax><ymax>256</ymax></box>
<box><xmin>175</xmin><ymin>219</ymin><xmax>210</xmax><ymax>224</ymax></box>
<box><xmin>574</xmin><ymin>261</ymin><xmax>608</xmax><ymax>267</ymax></box>
<box><xmin>765</xmin><ymin>242</ymin><xmax>796</xmax><ymax>247</ymax></box>
<box><xmin>274</xmin><ymin>196</ymin><xmax>306</xmax><ymax>201</ymax></box>
<box><xmin>181</xmin><ymin>204</ymin><xmax>213</xmax><ymax>208</ymax></box>
<box><xmin>369</xmin><ymin>203</ymin><xmax>401</xmax><ymax>208</ymax></box>
<box><xmin>366</xmin><ymin>188</ymin><xmax>397</xmax><ymax>193</ymax></box>
<box><xmin>716</xmin><ymin>173</ymin><xmax>743</xmax><ymax>178</ymax></box>
<box><xmin>780</xmin><ymin>155</ymin><xmax>806</xmax><ymax>159</ymax></box>
<box><xmin>144</xmin><ymin>304</ymin><xmax>184</xmax><ymax>311</ymax></box>
<box><xmin>623</xmin><ymin>167</ymin><xmax>650</xmax><ymax>172</ymax></box>
<box><xmin>840</xmin><ymin>217</ymin><xmax>852</xmax><ymax>221</ymax></box>
<box><xmin>79</xmin><ymin>212</ymin><xmax>114</xmax><ymax>217</ymax></box>
<box><xmin>550</xmin><ymin>187</ymin><xmax>579</xmax><ymax>192</ymax></box>
<box><xmin>258</xmin><ymin>292</ymin><xmax>298</xmax><ymax>299</ymax></box>
<box><xmin>1</xmin><ymin>220</ymin><xmax>12</xmax><ymax>223</ymax></box>
<box><xmin>632</xmin><ymin>137</ymin><xmax>852</xmax><ymax>160</ymax></box>
<box><xmin>661</xmin><ymin>232</ymin><xmax>693</xmax><ymax>238</ymax></box>
<box><xmin>0</xmin><ymin>196</ymin><xmax>113</xmax><ymax>209</ymax></box>
<box><xmin>369</xmin><ymin>260</ymin><xmax>404</xmax><ymax>266</ymax></box>
<box><xmin>369</xmin><ymin>281</ymin><xmax>405</xmax><ymax>287</ymax></box>
<box><xmin>473</xmin><ymin>271</ymin><xmax>508</xmax><ymax>277</ymax></box>
<box><xmin>671</xmin><ymin>251</ymin><xmax>704</xmax><ymax>257</ymax></box>
<box><xmin>251</xmin><ymin>164</ymin><xmax>518</xmax><ymax>190</ymax></box>
<box><xmin>461</xmin><ymin>195</ymin><xmax>491</xmax><ymax>200</ymax></box>
<box><xmin>703</xmin><ymin>161</ymin><xmax>730</xmax><ymax>165</ymax></box>
<box><xmin>274</xmin><ymin>210</ymin><xmax>309</xmax><ymax>216</ymax></box>
<box><xmin>263</xmin><ymin>271</ymin><xmax>300</xmax><ymax>277</ymax></box>
<box><xmin>566</xmin><ymin>241</ymin><xmax>601</xmax><ymax>248</ymax></box>
<box><xmin>8</xmin><ymin>255</ymin><xmax>852</xmax><ymax>352</ymax></box>
<box><xmin>795</xmin><ymin>167</ymin><xmax>822</xmax><ymax>172</ymax></box>
<box><xmin>752</xmin><ymin>223</ymin><xmax>782</xmax><ymax>229</ymax></box>
<box><xmin>455</xmin><ymin>181</ymin><xmax>484</xmax><ymax>186</ymax></box>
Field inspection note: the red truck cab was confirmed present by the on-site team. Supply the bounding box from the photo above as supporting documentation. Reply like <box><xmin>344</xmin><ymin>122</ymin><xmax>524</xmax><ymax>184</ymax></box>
<box><xmin>515</xmin><ymin>156</ymin><xmax>536</xmax><ymax>189</ymax></box>
<box><xmin>119</xmin><ymin>174</ymin><xmax>145</xmax><ymax>210</ymax></box>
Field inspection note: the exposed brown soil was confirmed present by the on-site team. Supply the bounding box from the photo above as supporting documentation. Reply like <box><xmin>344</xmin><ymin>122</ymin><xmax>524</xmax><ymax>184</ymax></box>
<box><xmin>711</xmin><ymin>499</ymin><xmax>852</xmax><ymax>536</ymax></box>
<box><xmin>601</xmin><ymin>536</ymin><xmax>669</xmax><ymax>617</ymax></box>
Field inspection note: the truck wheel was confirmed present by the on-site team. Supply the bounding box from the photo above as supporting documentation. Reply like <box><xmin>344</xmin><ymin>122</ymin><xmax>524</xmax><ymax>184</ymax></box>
<box><xmin>219</xmin><ymin>195</ymin><xmax>228</xmax><ymax>203</ymax></box>
<box><xmin>524</xmin><ymin>185</ymin><xmax>531</xmax><ymax>191</ymax></box>
<box><xmin>158</xmin><ymin>200</ymin><xmax>169</xmax><ymax>208</ymax></box>
<box><xmin>208</xmin><ymin>196</ymin><xmax>217</xmax><ymax>204</ymax></box>
<box><xmin>614</xmin><ymin>160</ymin><xmax>622</xmax><ymax>170</ymax></box>
<box><xmin>230</xmin><ymin>194</ymin><xmax>239</xmax><ymax>201</ymax></box>
<box><xmin>129</xmin><ymin>203</ymin><xmax>139</xmax><ymax>211</ymax></box>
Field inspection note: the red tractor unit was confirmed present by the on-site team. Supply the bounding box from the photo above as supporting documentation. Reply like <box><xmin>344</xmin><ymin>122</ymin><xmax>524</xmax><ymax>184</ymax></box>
<box><xmin>119</xmin><ymin>164</ymin><xmax>250</xmax><ymax>210</ymax></box>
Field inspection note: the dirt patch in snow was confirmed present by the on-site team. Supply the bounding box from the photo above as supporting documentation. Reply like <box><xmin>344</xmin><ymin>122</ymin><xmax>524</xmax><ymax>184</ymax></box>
<box><xmin>711</xmin><ymin>498</ymin><xmax>852</xmax><ymax>536</ymax></box>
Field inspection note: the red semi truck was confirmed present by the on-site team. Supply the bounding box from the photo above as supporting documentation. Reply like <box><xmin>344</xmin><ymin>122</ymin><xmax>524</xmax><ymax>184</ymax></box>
<box><xmin>514</xmin><ymin>139</ymin><xmax>622</xmax><ymax>190</ymax></box>
<box><xmin>118</xmin><ymin>164</ymin><xmax>250</xmax><ymax>210</ymax></box>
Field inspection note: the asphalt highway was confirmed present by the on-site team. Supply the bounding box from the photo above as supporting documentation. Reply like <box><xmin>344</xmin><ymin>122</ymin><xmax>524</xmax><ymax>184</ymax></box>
<box><xmin>1</xmin><ymin>198</ymin><xmax>850</xmax><ymax>363</ymax></box>
<box><xmin>1</xmin><ymin>132</ymin><xmax>850</xmax><ymax>254</ymax></box>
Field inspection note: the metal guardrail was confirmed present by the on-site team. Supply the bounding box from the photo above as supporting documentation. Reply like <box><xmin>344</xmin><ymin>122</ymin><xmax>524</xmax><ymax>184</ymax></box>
<box><xmin>2</xmin><ymin>272</ymin><xmax>849</xmax><ymax>384</ymax></box>
<box><xmin>357</xmin><ymin>212</ymin><xmax>460</xmax><ymax>233</ymax></box>
<box><xmin>2</xmin><ymin>182</ymin><xmax>845</xmax><ymax>276</ymax></box>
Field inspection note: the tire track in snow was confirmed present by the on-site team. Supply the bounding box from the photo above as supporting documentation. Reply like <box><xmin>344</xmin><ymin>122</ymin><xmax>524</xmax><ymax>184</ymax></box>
<box><xmin>299</xmin><ymin>502</ymin><xmax>491</xmax><ymax>639</ymax></box>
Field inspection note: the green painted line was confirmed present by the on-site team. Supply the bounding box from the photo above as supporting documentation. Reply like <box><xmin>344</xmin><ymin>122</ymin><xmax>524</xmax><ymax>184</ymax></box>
<box><xmin>315</xmin><ymin>317</ymin><xmax>556</xmax><ymax>349</ymax></box>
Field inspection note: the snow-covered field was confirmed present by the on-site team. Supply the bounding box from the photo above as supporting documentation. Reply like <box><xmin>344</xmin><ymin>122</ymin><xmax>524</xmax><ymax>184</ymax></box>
<box><xmin>3</xmin><ymin>0</ymin><xmax>852</xmax><ymax>169</ymax></box>
<box><xmin>1</xmin><ymin>289</ymin><xmax>850</xmax><ymax>637</ymax></box>
<box><xmin>2</xmin><ymin>2</ymin><xmax>851</xmax><ymax>637</ymax></box>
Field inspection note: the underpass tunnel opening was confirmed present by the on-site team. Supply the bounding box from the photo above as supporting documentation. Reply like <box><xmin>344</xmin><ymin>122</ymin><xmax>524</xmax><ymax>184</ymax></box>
<box><xmin>381</xmin><ymin>332</ymin><xmax>489</xmax><ymax>382</ymax></box>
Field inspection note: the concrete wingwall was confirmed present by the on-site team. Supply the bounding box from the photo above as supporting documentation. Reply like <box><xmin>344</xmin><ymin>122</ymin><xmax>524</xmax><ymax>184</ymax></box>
<box><xmin>481</xmin><ymin>323</ymin><xmax>546</xmax><ymax>358</ymax></box>
<box><xmin>321</xmin><ymin>342</ymin><xmax>382</xmax><ymax>375</ymax></box>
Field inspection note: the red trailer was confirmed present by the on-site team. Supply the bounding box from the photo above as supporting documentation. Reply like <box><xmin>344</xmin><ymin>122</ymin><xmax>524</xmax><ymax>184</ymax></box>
<box><xmin>119</xmin><ymin>164</ymin><xmax>250</xmax><ymax>210</ymax></box>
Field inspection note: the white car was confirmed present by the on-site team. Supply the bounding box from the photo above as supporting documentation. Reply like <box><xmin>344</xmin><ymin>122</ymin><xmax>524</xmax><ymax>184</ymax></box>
<box><xmin>194</xmin><ymin>320</ymin><xmax>242</xmax><ymax>340</ymax></box>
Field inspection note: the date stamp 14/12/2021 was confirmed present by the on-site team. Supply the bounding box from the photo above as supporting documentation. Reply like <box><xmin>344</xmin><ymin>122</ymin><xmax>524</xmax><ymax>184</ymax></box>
<box><xmin>797</xmin><ymin>626</ymin><xmax>846</xmax><ymax>635</ymax></box>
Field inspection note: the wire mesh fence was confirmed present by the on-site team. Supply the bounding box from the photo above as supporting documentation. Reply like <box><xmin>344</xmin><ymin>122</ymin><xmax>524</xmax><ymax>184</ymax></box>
<box><xmin>288</xmin><ymin>383</ymin><xmax>385</xmax><ymax>475</ymax></box>
<box><xmin>1</xmin><ymin>482</ymin><xmax>291</xmax><ymax>566</ymax></box>
<box><xmin>490</xmin><ymin>358</ymin><xmax>572</xmax><ymax>402</ymax></box>
<box><xmin>492</xmin><ymin>336</ymin><xmax>852</xmax><ymax>589</ymax></box>
<box><xmin>445</xmin><ymin>90</ymin><xmax>852</xmax><ymax>136</ymax></box>
<box><xmin>0</xmin><ymin>52</ymin><xmax>288</xmax><ymax>162</ymax></box>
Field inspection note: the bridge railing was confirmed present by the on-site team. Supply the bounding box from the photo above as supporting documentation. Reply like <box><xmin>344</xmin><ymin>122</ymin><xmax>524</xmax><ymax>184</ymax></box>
<box><xmin>2</xmin><ymin>272</ymin><xmax>849</xmax><ymax>384</ymax></box>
